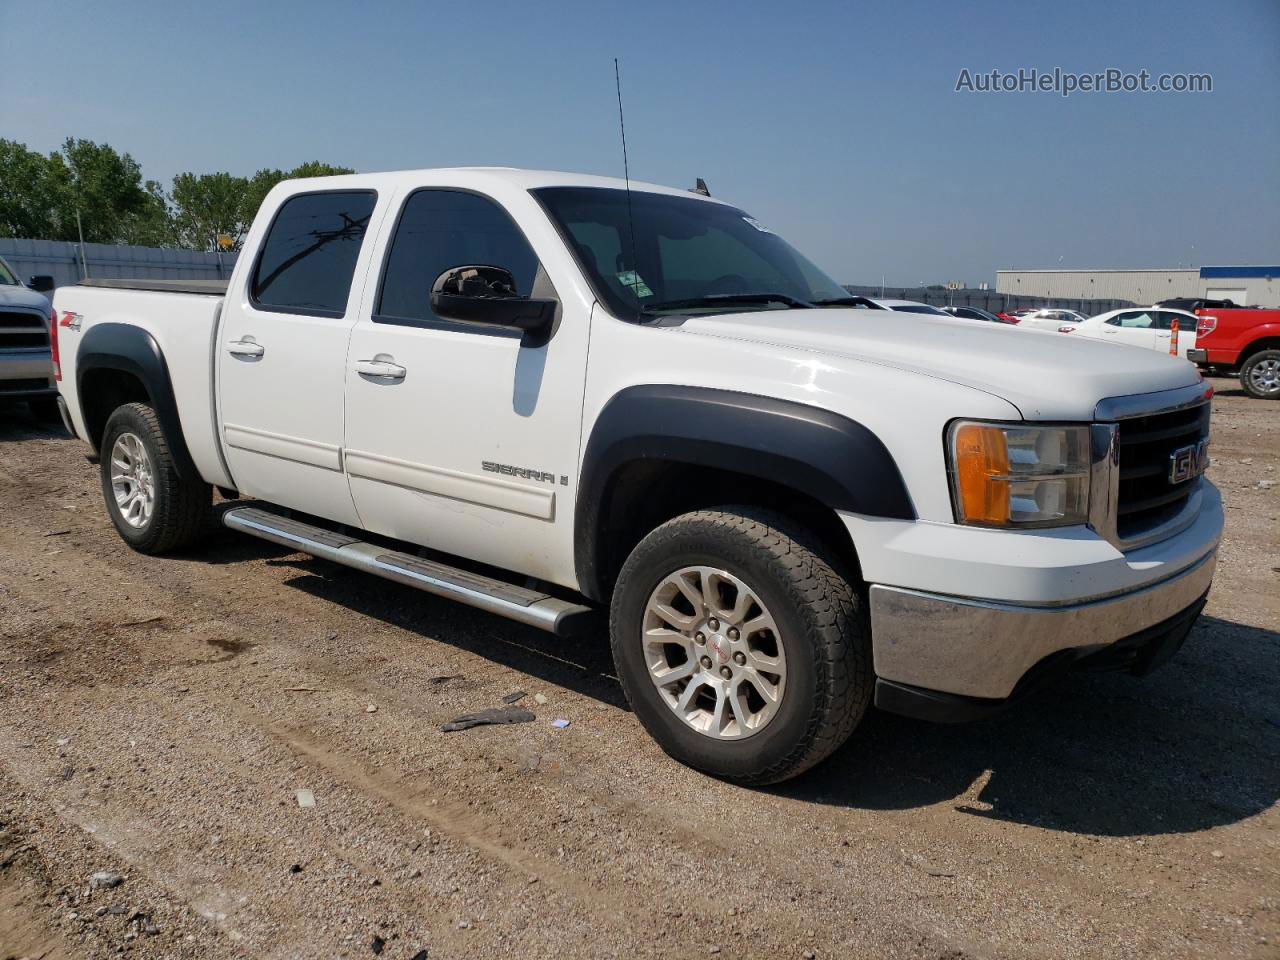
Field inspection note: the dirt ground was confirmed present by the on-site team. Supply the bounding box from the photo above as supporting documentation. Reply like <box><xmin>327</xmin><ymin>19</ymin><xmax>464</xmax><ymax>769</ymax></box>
<box><xmin>1</xmin><ymin>376</ymin><xmax>1276</xmax><ymax>960</ymax></box>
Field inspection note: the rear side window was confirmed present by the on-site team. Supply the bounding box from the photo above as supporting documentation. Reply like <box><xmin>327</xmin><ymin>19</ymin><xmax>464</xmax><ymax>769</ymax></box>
<box><xmin>251</xmin><ymin>190</ymin><xmax>377</xmax><ymax>317</ymax></box>
<box><xmin>376</xmin><ymin>189</ymin><xmax>538</xmax><ymax>326</ymax></box>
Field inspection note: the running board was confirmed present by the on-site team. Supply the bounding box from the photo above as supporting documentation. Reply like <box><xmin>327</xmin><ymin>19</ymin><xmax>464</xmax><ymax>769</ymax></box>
<box><xmin>222</xmin><ymin>506</ymin><xmax>595</xmax><ymax>637</ymax></box>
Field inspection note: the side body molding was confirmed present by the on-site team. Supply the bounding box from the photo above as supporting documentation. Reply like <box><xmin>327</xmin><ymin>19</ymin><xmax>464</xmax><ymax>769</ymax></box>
<box><xmin>574</xmin><ymin>384</ymin><xmax>914</xmax><ymax>600</ymax></box>
<box><xmin>76</xmin><ymin>322</ymin><xmax>198</xmax><ymax>477</ymax></box>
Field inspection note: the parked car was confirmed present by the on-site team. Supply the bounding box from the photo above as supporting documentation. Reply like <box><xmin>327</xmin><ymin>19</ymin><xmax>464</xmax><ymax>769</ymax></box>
<box><xmin>1061</xmin><ymin>307</ymin><xmax>1200</xmax><ymax>360</ymax></box>
<box><xmin>1156</xmin><ymin>297</ymin><xmax>1243</xmax><ymax>312</ymax></box>
<box><xmin>1187</xmin><ymin>307</ymin><xmax>1280</xmax><ymax>399</ymax></box>
<box><xmin>943</xmin><ymin>306</ymin><xmax>1016</xmax><ymax>324</ymax></box>
<box><xmin>1017</xmin><ymin>308</ymin><xmax>1089</xmax><ymax>332</ymax></box>
<box><xmin>870</xmin><ymin>298</ymin><xmax>951</xmax><ymax>315</ymax></box>
<box><xmin>50</xmin><ymin>167</ymin><xmax>1221</xmax><ymax>785</ymax></box>
<box><xmin>995</xmin><ymin>308</ymin><xmax>1028</xmax><ymax>324</ymax></box>
<box><xmin>0</xmin><ymin>255</ymin><xmax>58</xmax><ymax>418</ymax></box>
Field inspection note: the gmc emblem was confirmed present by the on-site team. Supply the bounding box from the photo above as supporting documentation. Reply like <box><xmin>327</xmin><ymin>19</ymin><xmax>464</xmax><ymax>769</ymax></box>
<box><xmin>1168</xmin><ymin>438</ymin><xmax>1209</xmax><ymax>485</ymax></box>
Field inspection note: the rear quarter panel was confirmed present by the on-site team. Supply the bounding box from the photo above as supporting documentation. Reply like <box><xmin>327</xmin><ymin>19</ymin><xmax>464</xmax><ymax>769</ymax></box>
<box><xmin>55</xmin><ymin>286</ymin><xmax>232</xmax><ymax>488</ymax></box>
<box><xmin>1196</xmin><ymin>308</ymin><xmax>1280</xmax><ymax>365</ymax></box>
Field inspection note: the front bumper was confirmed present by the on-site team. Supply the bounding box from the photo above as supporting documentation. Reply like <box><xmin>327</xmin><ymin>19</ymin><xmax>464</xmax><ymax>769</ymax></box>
<box><xmin>868</xmin><ymin>546</ymin><xmax>1217</xmax><ymax>702</ymax></box>
<box><xmin>0</xmin><ymin>348</ymin><xmax>56</xmax><ymax>396</ymax></box>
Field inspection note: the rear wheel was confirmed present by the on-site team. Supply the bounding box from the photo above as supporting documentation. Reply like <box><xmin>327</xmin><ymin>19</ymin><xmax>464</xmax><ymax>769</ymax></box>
<box><xmin>100</xmin><ymin>402</ymin><xmax>212</xmax><ymax>553</ymax></box>
<box><xmin>1240</xmin><ymin>350</ymin><xmax>1280</xmax><ymax>400</ymax></box>
<box><xmin>610</xmin><ymin>508</ymin><xmax>871</xmax><ymax>785</ymax></box>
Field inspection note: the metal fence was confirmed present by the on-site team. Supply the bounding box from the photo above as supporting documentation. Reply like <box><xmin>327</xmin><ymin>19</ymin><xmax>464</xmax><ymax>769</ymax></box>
<box><xmin>844</xmin><ymin>285</ymin><xmax>1134</xmax><ymax>316</ymax></box>
<box><xmin>0</xmin><ymin>238</ymin><xmax>238</xmax><ymax>289</ymax></box>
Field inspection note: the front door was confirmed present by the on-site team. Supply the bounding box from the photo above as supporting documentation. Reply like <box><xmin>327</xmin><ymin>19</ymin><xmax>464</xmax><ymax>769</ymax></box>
<box><xmin>342</xmin><ymin>187</ymin><xmax>590</xmax><ymax>587</ymax></box>
<box><xmin>217</xmin><ymin>189</ymin><xmax>380</xmax><ymax>525</ymax></box>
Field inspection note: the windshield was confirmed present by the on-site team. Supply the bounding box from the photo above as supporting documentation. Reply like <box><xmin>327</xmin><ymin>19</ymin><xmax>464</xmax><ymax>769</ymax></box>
<box><xmin>894</xmin><ymin>304</ymin><xmax>946</xmax><ymax>315</ymax></box>
<box><xmin>0</xmin><ymin>258</ymin><xmax>17</xmax><ymax>285</ymax></box>
<box><xmin>533</xmin><ymin>187</ymin><xmax>850</xmax><ymax>318</ymax></box>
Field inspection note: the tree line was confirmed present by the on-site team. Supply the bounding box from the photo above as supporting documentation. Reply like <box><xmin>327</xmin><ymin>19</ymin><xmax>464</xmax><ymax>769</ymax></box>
<box><xmin>0</xmin><ymin>138</ymin><xmax>352</xmax><ymax>252</ymax></box>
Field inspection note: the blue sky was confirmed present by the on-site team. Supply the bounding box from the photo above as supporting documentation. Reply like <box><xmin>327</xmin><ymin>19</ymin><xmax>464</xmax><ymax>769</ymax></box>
<box><xmin>2</xmin><ymin>0</ymin><xmax>1277</xmax><ymax>285</ymax></box>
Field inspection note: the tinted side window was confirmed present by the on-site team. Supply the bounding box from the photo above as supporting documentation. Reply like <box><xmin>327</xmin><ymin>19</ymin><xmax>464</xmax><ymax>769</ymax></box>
<box><xmin>377</xmin><ymin>190</ymin><xmax>538</xmax><ymax>325</ymax></box>
<box><xmin>252</xmin><ymin>191</ymin><xmax>377</xmax><ymax>317</ymax></box>
<box><xmin>1117</xmin><ymin>311</ymin><xmax>1156</xmax><ymax>329</ymax></box>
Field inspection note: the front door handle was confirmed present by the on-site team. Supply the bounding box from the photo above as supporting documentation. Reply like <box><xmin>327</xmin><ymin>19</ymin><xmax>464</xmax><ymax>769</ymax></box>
<box><xmin>355</xmin><ymin>358</ymin><xmax>407</xmax><ymax>380</ymax></box>
<box><xmin>227</xmin><ymin>338</ymin><xmax>265</xmax><ymax>358</ymax></box>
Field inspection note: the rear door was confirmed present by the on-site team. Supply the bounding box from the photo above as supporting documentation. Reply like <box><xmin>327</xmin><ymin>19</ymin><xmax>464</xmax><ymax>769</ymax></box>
<box><xmin>1154</xmin><ymin>310</ymin><xmax>1197</xmax><ymax>358</ymax></box>
<box><xmin>217</xmin><ymin>189</ymin><xmax>381</xmax><ymax>525</ymax></box>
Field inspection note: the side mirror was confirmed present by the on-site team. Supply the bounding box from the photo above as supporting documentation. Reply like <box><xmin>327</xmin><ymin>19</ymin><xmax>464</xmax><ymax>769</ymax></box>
<box><xmin>28</xmin><ymin>275</ymin><xmax>55</xmax><ymax>293</ymax></box>
<box><xmin>430</xmin><ymin>265</ymin><xmax>556</xmax><ymax>332</ymax></box>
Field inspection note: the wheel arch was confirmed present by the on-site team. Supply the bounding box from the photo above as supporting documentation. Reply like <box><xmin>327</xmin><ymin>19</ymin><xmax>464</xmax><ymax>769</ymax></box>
<box><xmin>575</xmin><ymin>385</ymin><xmax>914</xmax><ymax>601</ymax></box>
<box><xmin>1239</xmin><ymin>336</ymin><xmax>1280</xmax><ymax>365</ymax></box>
<box><xmin>77</xmin><ymin>323</ymin><xmax>197</xmax><ymax>477</ymax></box>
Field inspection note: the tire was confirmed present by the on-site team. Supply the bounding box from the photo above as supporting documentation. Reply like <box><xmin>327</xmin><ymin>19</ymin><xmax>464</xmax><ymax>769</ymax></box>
<box><xmin>1240</xmin><ymin>350</ymin><xmax>1280</xmax><ymax>400</ymax></box>
<box><xmin>609</xmin><ymin>508</ymin><xmax>872</xmax><ymax>786</ymax></box>
<box><xmin>99</xmin><ymin>402</ymin><xmax>212</xmax><ymax>554</ymax></box>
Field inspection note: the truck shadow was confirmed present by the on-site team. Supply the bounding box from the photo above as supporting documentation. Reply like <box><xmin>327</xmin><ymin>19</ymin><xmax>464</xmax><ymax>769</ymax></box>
<box><xmin>0</xmin><ymin>404</ymin><xmax>66</xmax><ymax>442</ymax></box>
<box><xmin>784</xmin><ymin>615</ymin><xmax>1280</xmax><ymax>837</ymax></box>
<box><xmin>268</xmin><ymin>554</ymin><xmax>626</xmax><ymax>710</ymax></box>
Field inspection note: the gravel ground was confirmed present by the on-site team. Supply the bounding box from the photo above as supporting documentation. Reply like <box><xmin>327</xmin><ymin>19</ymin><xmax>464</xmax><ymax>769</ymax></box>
<box><xmin>1</xmin><ymin>377</ymin><xmax>1276</xmax><ymax>960</ymax></box>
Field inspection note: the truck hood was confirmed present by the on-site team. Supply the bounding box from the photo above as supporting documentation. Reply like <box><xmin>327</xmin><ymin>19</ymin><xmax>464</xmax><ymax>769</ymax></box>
<box><xmin>674</xmin><ymin>308</ymin><xmax>1202</xmax><ymax>420</ymax></box>
<box><xmin>0</xmin><ymin>285</ymin><xmax>51</xmax><ymax>313</ymax></box>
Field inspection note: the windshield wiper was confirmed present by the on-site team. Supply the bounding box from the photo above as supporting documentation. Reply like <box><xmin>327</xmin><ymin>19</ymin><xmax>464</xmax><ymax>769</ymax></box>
<box><xmin>640</xmin><ymin>292</ymin><xmax>814</xmax><ymax>314</ymax></box>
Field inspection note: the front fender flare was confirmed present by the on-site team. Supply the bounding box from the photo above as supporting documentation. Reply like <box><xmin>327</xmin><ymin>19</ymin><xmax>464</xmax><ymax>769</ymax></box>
<box><xmin>574</xmin><ymin>384</ymin><xmax>915</xmax><ymax>599</ymax></box>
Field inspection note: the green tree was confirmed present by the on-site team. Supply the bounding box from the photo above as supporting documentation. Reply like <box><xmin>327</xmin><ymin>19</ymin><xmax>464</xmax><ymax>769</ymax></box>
<box><xmin>45</xmin><ymin>138</ymin><xmax>153</xmax><ymax>243</ymax></box>
<box><xmin>0</xmin><ymin>139</ymin><xmax>59</xmax><ymax>238</ymax></box>
<box><xmin>170</xmin><ymin>172</ymin><xmax>252</xmax><ymax>251</ymax></box>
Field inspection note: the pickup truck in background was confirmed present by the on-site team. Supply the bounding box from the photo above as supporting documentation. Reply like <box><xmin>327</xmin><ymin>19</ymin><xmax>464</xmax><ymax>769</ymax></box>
<box><xmin>51</xmin><ymin>168</ymin><xmax>1223</xmax><ymax>784</ymax></box>
<box><xmin>1187</xmin><ymin>307</ymin><xmax>1280</xmax><ymax>399</ymax></box>
<box><xmin>0</xmin><ymin>255</ymin><xmax>58</xmax><ymax>418</ymax></box>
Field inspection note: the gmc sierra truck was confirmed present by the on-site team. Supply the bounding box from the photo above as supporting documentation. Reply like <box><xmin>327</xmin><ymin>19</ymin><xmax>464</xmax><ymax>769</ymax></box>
<box><xmin>51</xmin><ymin>168</ymin><xmax>1222</xmax><ymax>784</ymax></box>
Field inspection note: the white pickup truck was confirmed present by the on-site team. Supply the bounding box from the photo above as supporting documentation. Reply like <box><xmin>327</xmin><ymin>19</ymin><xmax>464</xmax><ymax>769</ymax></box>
<box><xmin>51</xmin><ymin>168</ymin><xmax>1222</xmax><ymax>784</ymax></box>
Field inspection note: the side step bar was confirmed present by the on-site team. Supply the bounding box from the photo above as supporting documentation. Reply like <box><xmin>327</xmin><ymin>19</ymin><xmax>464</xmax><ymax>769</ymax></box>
<box><xmin>223</xmin><ymin>506</ymin><xmax>595</xmax><ymax>637</ymax></box>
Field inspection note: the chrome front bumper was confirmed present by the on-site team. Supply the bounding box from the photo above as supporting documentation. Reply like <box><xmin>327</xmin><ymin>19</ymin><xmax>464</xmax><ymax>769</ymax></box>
<box><xmin>869</xmin><ymin>546</ymin><xmax>1218</xmax><ymax>701</ymax></box>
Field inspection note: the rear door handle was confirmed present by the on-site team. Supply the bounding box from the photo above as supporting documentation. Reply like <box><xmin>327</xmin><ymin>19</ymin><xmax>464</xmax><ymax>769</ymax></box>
<box><xmin>355</xmin><ymin>358</ymin><xmax>407</xmax><ymax>380</ymax></box>
<box><xmin>227</xmin><ymin>338</ymin><xmax>265</xmax><ymax>358</ymax></box>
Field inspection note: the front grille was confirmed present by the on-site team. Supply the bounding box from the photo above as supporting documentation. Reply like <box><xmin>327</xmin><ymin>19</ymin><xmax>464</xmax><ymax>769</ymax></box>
<box><xmin>0</xmin><ymin>310</ymin><xmax>50</xmax><ymax>349</ymax></box>
<box><xmin>1115</xmin><ymin>402</ymin><xmax>1209</xmax><ymax>540</ymax></box>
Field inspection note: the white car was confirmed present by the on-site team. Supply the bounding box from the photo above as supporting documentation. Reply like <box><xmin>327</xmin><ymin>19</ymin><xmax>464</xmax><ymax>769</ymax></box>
<box><xmin>50</xmin><ymin>167</ymin><xmax>1221</xmax><ymax>785</ymax></box>
<box><xmin>1064</xmin><ymin>307</ymin><xmax>1200</xmax><ymax>360</ymax></box>
<box><xmin>1017</xmin><ymin>308</ymin><xmax>1089</xmax><ymax>331</ymax></box>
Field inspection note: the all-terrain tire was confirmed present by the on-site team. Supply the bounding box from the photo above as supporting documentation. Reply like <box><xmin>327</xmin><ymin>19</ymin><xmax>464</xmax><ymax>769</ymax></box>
<box><xmin>609</xmin><ymin>507</ymin><xmax>872</xmax><ymax>786</ymax></box>
<box><xmin>99</xmin><ymin>402</ymin><xmax>212</xmax><ymax>554</ymax></box>
<box><xmin>1240</xmin><ymin>349</ymin><xmax>1280</xmax><ymax>400</ymax></box>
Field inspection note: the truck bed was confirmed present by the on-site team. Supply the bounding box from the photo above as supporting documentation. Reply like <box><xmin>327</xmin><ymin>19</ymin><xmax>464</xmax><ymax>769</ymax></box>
<box><xmin>78</xmin><ymin>277</ymin><xmax>229</xmax><ymax>296</ymax></box>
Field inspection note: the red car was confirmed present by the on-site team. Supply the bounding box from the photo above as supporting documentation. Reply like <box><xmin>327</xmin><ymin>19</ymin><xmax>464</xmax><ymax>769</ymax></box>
<box><xmin>1188</xmin><ymin>307</ymin><xmax>1280</xmax><ymax>399</ymax></box>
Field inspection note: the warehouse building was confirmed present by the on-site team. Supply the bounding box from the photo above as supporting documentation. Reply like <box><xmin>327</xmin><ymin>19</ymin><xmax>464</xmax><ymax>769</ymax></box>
<box><xmin>995</xmin><ymin>265</ymin><xmax>1279</xmax><ymax>307</ymax></box>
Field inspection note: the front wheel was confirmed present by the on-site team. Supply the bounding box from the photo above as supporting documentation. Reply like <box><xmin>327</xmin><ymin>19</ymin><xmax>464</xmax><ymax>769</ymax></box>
<box><xmin>609</xmin><ymin>508</ymin><xmax>872</xmax><ymax>785</ymax></box>
<box><xmin>1240</xmin><ymin>350</ymin><xmax>1280</xmax><ymax>400</ymax></box>
<box><xmin>100</xmin><ymin>402</ymin><xmax>212</xmax><ymax>554</ymax></box>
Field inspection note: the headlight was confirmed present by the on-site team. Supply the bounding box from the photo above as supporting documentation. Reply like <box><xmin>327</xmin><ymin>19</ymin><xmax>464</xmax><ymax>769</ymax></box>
<box><xmin>947</xmin><ymin>421</ymin><xmax>1090</xmax><ymax>527</ymax></box>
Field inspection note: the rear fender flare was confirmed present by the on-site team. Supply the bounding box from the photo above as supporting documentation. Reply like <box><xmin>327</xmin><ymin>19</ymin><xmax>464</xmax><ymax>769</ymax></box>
<box><xmin>76</xmin><ymin>322</ymin><xmax>197</xmax><ymax>477</ymax></box>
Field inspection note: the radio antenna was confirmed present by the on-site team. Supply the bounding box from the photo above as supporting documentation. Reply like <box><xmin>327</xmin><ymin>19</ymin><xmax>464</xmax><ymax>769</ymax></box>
<box><xmin>614</xmin><ymin>57</ymin><xmax>639</xmax><ymax>317</ymax></box>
